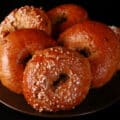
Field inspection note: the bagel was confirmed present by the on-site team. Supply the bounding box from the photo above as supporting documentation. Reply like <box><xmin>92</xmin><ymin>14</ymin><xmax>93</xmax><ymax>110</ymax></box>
<box><xmin>0</xmin><ymin>5</ymin><xmax>51</xmax><ymax>40</ymax></box>
<box><xmin>23</xmin><ymin>47</ymin><xmax>91</xmax><ymax>112</ymax></box>
<box><xmin>0</xmin><ymin>29</ymin><xmax>56</xmax><ymax>94</ymax></box>
<box><xmin>58</xmin><ymin>20</ymin><xmax>120</xmax><ymax>88</ymax></box>
<box><xmin>47</xmin><ymin>4</ymin><xmax>88</xmax><ymax>38</ymax></box>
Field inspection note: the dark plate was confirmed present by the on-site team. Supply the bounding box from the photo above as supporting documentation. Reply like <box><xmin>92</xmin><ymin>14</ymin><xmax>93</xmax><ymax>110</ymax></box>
<box><xmin>0</xmin><ymin>0</ymin><xmax>120</xmax><ymax>118</ymax></box>
<box><xmin>0</xmin><ymin>71</ymin><xmax>120</xmax><ymax>118</ymax></box>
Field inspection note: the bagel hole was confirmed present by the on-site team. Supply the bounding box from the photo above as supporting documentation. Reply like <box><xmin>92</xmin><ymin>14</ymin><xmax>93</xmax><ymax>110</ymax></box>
<box><xmin>17</xmin><ymin>54</ymin><xmax>32</xmax><ymax>65</ymax></box>
<box><xmin>58</xmin><ymin>41</ymin><xmax>64</xmax><ymax>46</ymax></box>
<box><xmin>22</xmin><ymin>54</ymin><xmax>32</xmax><ymax>65</ymax></box>
<box><xmin>53</xmin><ymin>73</ymin><xmax>69</xmax><ymax>89</ymax></box>
<box><xmin>53</xmin><ymin>15</ymin><xmax>67</xmax><ymax>26</ymax></box>
<box><xmin>52</xmin><ymin>13</ymin><xmax>67</xmax><ymax>39</ymax></box>
<box><xmin>76</xmin><ymin>48</ymin><xmax>91</xmax><ymax>57</ymax></box>
<box><xmin>2</xmin><ymin>31</ymin><xmax>10</xmax><ymax>37</ymax></box>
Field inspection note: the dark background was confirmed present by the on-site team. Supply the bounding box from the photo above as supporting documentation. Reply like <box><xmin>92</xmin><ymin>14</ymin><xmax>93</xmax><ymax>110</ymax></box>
<box><xmin>0</xmin><ymin>101</ymin><xmax>120</xmax><ymax>120</ymax></box>
<box><xmin>0</xmin><ymin>0</ymin><xmax>120</xmax><ymax>26</ymax></box>
<box><xmin>0</xmin><ymin>0</ymin><xmax>120</xmax><ymax>119</ymax></box>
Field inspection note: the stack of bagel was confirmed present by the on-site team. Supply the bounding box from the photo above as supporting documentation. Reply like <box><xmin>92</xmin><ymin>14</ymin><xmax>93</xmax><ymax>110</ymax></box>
<box><xmin>0</xmin><ymin>4</ymin><xmax>119</xmax><ymax>112</ymax></box>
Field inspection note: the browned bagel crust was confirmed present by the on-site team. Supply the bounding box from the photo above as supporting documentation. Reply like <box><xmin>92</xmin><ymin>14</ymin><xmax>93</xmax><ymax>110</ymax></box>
<box><xmin>47</xmin><ymin>4</ymin><xmax>88</xmax><ymax>38</ymax></box>
<box><xmin>58</xmin><ymin>21</ymin><xmax>120</xmax><ymax>88</ymax></box>
<box><xmin>0</xmin><ymin>29</ymin><xmax>56</xmax><ymax>94</ymax></box>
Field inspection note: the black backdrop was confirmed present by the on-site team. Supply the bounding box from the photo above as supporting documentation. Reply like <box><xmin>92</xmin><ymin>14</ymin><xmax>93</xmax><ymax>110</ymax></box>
<box><xmin>0</xmin><ymin>0</ymin><xmax>120</xmax><ymax>26</ymax></box>
<box><xmin>0</xmin><ymin>0</ymin><xmax>120</xmax><ymax>119</ymax></box>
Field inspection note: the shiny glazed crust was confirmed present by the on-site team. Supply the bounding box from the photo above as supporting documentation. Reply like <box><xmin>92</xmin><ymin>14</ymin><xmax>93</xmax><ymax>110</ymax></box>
<box><xmin>0</xmin><ymin>29</ymin><xmax>56</xmax><ymax>94</ymax></box>
<box><xmin>58</xmin><ymin>20</ymin><xmax>120</xmax><ymax>88</ymax></box>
